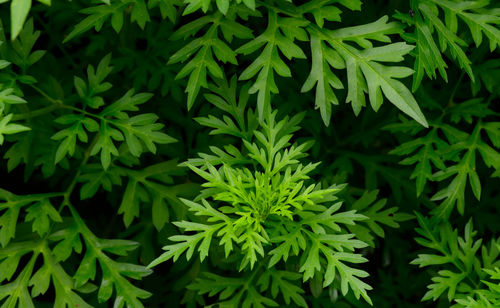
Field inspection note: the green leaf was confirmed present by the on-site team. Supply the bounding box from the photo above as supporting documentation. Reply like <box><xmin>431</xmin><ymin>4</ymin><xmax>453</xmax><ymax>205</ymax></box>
<box><xmin>257</xmin><ymin>269</ymin><xmax>307</xmax><ymax>307</ymax></box>
<box><xmin>64</xmin><ymin>3</ymin><xmax>128</xmax><ymax>43</ymax></box>
<box><xmin>0</xmin><ymin>88</ymin><xmax>26</xmax><ymax>105</ymax></box>
<box><xmin>118</xmin><ymin>113</ymin><xmax>177</xmax><ymax>157</ymax></box>
<box><xmin>169</xmin><ymin>9</ymin><xmax>253</xmax><ymax>109</ymax></box>
<box><xmin>431</xmin><ymin>122</ymin><xmax>500</xmax><ymax>218</ymax></box>
<box><xmin>52</xmin><ymin>114</ymin><xmax>99</xmax><ymax>163</ymax></box>
<box><xmin>130</xmin><ymin>0</ymin><xmax>150</xmax><ymax>29</ymax></box>
<box><xmin>70</xmin><ymin>206</ymin><xmax>152</xmax><ymax>307</ymax></box>
<box><xmin>0</xmin><ymin>190</ymin><xmax>59</xmax><ymax>247</ymax></box>
<box><xmin>411</xmin><ymin>214</ymin><xmax>488</xmax><ymax>304</ymax></box>
<box><xmin>0</xmin><ymin>114</ymin><xmax>30</xmax><ymax>145</ymax></box>
<box><xmin>112</xmin><ymin>161</ymin><xmax>198</xmax><ymax>229</ymax></box>
<box><xmin>90</xmin><ymin>122</ymin><xmax>123</xmax><ymax>170</ymax></box>
<box><xmin>0</xmin><ymin>60</ymin><xmax>11</xmax><ymax>69</ymax></box>
<box><xmin>10</xmin><ymin>0</ymin><xmax>32</xmax><ymax>40</ymax></box>
<box><xmin>396</xmin><ymin>0</ymin><xmax>500</xmax><ymax>90</ymax></box>
<box><xmin>345</xmin><ymin>190</ymin><xmax>413</xmax><ymax>246</ymax></box>
<box><xmin>304</xmin><ymin>17</ymin><xmax>428</xmax><ymax>126</ymax></box>
<box><xmin>299</xmin><ymin>232</ymin><xmax>371</xmax><ymax>303</ymax></box>
<box><xmin>25</xmin><ymin>198</ymin><xmax>62</xmax><ymax>237</ymax></box>
<box><xmin>188</xmin><ymin>272</ymin><xmax>278</xmax><ymax>307</ymax></box>
<box><xmin>51</xmin><ymin>224</ymin><xmax>83</xmax><ymax>262</ymax></box>
<box><xmin>148</xmin><ymin>199</ymin><xmax>230</xmax><ymax>267</ymax></box>
<box><xmin>0</xmin><ymin>253</ymin><xmax>36</xmax><ymax>308</ymax></box>
<box><xmin>301</xmin><ymin>34</ymin><xmax>343</xmax><ymax>125</ymax></box>
<box><xmin>78</xmin><ymin>163</ymin><xmax>123</xmax><ymax>200</ymax></box>
<box><xmin>390</xmin><ymin>128</ymin><xmax>447</xmax><ymax>196</ymax></box>
<box><xmin>238</xmin><ymin>11</ymin><xmax>307</xmax><ymax>120</ymax></box>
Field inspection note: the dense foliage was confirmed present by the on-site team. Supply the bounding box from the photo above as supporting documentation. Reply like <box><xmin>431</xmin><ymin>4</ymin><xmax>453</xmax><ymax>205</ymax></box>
<box><xmin>0</xmin><ymin>0</ymin><xmax>499</xmax><ymax>307</ymax></box>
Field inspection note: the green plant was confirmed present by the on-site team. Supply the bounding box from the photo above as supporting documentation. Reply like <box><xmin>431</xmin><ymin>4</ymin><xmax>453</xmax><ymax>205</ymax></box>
<box><xmin>0</xmin><ymin>0</ymin><xmax>499</xmax><ymax>307</ymax></box>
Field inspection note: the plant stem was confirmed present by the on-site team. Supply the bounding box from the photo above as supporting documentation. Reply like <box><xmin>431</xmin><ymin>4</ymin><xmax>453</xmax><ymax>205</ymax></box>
<box><xmin>448</xmin><ymin>71</ymin><xmax>465</xmax><ymax>105</ymax></box>
<box><xmin>61</xmin><ymin>134</ymin><xmax>99</xmax><ymax>208</ymax></box>
<box><xmin>12</xmin><ymin>104</ymin><xmax>60</xmax><ymax>121</ymax></box>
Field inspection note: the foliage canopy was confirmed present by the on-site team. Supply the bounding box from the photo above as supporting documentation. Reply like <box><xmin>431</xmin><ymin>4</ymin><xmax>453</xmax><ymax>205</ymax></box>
<box><xmin>0</xmin><ymin>0</ymin><xmax>499</xmax><ymax>307</ymax></box>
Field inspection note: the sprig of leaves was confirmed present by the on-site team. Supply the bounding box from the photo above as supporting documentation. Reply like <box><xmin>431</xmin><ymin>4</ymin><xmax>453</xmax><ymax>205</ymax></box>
<box><xmin>51</xmin><ymin>55</ymin><xmax>176</xmax><ymax>169</ymax></box>
<box><xmin>411</xmin><ymin>213</ymin><xmax>500</xmax><ymax>306</ymax></box>
<box><xmin>304</xmin><ymin>17</ymin><xmax>428</xmax><ymax>126</ymax></box>
<box><xmin>0</xmin><ymin>189</ymin><xmax>152</xmax><ymax>307</ymax></box>
<box><xmin>387</xmin><ymin>101</ymin><xmax>500</xmax><ymax>219</ymax></box>
<box><xmin>149</xmin><ymin>85</ymin><xmax>375</xmax><ymax>305</ymax></box>
<box><xmin>396</xmin><ymin>0</ymin><xmax>500</xmax><ymax>90</ymax></box>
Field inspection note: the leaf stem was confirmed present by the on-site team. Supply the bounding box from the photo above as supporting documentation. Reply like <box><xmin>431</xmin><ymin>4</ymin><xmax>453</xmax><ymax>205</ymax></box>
<box><xmin>61</xmin><ymin>134</ymin><xmax>100</xmax><ymax>207</ymax></box>
<box><xmin>11</xmin><ymin>104</ymin><xmax>60</xmax><ymax>121</ymax></box>
<box><xmin>448</xmin><ymin>70</ymin><xmax>465</xmax><ymax>105</ymax></box>
<box><xmin>29</xmin><ymin>84</ymin><xmax>65</xmax><ymax>106</ymax></box>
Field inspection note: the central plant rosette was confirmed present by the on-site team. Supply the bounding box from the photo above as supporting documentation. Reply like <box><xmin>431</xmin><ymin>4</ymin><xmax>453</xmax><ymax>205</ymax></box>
<box><xmin>149</xmin><ymin>108</ymin><xmax>373</xmax><ymax>304</ymax></box>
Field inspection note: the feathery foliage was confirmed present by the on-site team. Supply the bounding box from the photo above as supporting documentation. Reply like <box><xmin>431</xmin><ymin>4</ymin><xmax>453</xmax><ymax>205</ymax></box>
<box><xmin>0</xmin><ymin>0</ymin><xmax>499</xmax><ymax>307</ymax></box>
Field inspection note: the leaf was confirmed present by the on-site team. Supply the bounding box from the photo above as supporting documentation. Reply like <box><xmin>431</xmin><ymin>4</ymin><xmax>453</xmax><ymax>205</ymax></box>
<box><xmin>387</xmin><ymin>114</ymin><xmax>500</xmax><ymax>219</ymax></box>
<box><xmin>301</xmin><ymin>34</ymin><xmax>343</xmax><ymax>125</ymax></box>
<box><xmin>0</xmin><ymin>113</ymin><xmax>30</xmax><ymax>145</ymax></box>
<box><xmin>35</xmin><ymin>246</ymin><xmax>93</xmax><ymax>308</ymax></box>
<box><xmin>411</xmin><ymin>214</ymin><xmax>487</xmax><ymax>304</ymax></box>
<box><xmin>182</xmin><ymin>0</ymin><xmax>255</xmax><ymax>14</ymax></box>
<box><xmin>305</xmin><ymin>17</ymin><xmax>428</xmax><ymax>126</ymax></box>
<box><xmin>25</xmin><ymin>198</ymin><xmax>62</xmax><ymax>237</ymax></box>
<box><xmin>345</xmin><ymin>190</ymin><xmax>413</xmax><ymax>246</ymax></box>
<box><xmin>188</xmin><ymin>272</ymin><xmax>278</xmax><ymax>307</ymax></box>
<box><xmin>257</xmin><ymin>269</ymin><xmax>307</xmax><ymax>307</ymax></box>
<box><xmin>238</xmin><ymin>11</ymin><xmax>307</xmax><ymax>120</ymax></box>
<box><xmin>0</xmin><ymin>88</ymin><xmax>27</xmax><ymax>105</ymax></box>
<box><xmin>90</xmin><ymin>122</ymin><xmax>123</xmax><ymax>170</ymax></box>
<box><xmin>299</xmin><ymin>232</ymin><xmax>371</xmax><ymax>303</ymax></box>
<box><xmin>0</xmin><ymin>60</ymin><xmax>11</xmax><ymax>69</ymax></box>
<box><xmin>148</xmin><ymin>199</ymin><xmax>230</xmax><ymax>267</ymax></box>
<box><xmin>396</xmin><ymin>0</ymin><xmax>500</xmax><ymax>90</ymax></box>
<box><xmin>130</xmin><ymin>0</ymin><xmax>150</xmax><ymax>29</ymax></box>
<box><xmin>390</xmin><ymin>128</ymin><xmax>447</xmax><ymax>196</ymax></box>
<box><xmin>51</xmin><ymin>114</ymin><xmax>99</xmax><ymax>163</ymax></box>
<box><xmin>195</xmin><ymin>76</ymin><xmax>258</xmax><ymax>140</ymax></box>
<box><xmin>10</xmin><ymin>0</ymin><xmax>32</xmax><ymax>40</ymax></box>
<box><xmin>0</xmin><ymin>199</ymin><xmax>22</xmax><ymax>247</ymax></box>
<box><xmin>430</xmin><ymin>0</ymin><xmax>500</xmax><ymax>51</ymax></box>
<box><xmin>0</xmin><ymin>191</ymin><xmax>59</xmax><ymax>247</ymax></box>
<box><xmin>6</xmin><ymin>18</ymin><xmax>46</xmax><ymax>70</ymax></box>
<box><xmin>51</xmin><ymin>224</ymin><xmax>83</xmax><ymax>262</ymax></box>
<box><xmin>78</xmin><ymin>163</ymin><xmax>123</xmax><ymax>200</ymax></box>
<box><xmin>117</xmin><ymin>114</ymin><xmax>177</xmax><ymax>157</ymax></box>
<box><xmin>70</xmin><ymin>206</ymin><xmax>152</xmax><ymax>307</ymax></box>
<box><xmin>53</xmin><ymin>56</ymin><xmax>175</xmax><ymax>168</ymax></box>
<box><xmin>64</xmin><ymin>3</ymin><xmax>128</xmax><ymax>42</ymax></box>
<box><xmin>0</xmin><ymin>253</ymin><xmax>36</xmax><ymax>308</ymax></box>
<box><xmin>169</xmin><ymin>9</ymin><xmax>254</xmax><ymax>109</ymax></box>
<box><xmin>116</xmin><ymin>161</ymin><xmax>199</xmax><ymax>229</ymax></box>
<box><xmin>100</xmin><ymin>90</ymin><xmax>151</xmax><ymax>118</ymax></box>
<box><xmin>0</xmin><ymin>198</ymin><xmax>150</xmax><ymax>308</ymax></box>
<box><xmin>419</xmin><ymin>2</ymin><xmax>473</xmax><ymax>81</ymax></box>
<box><xmin>430</xmin><ymin>122</ymin><xmax>500</xmax><ymax>218</ymax></box>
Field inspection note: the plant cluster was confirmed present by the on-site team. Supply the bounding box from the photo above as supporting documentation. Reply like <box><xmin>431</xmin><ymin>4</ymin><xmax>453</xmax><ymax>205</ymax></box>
<box><xmin>0</xmin><ymin>0</ymin><xmax>499</xmax><ymax>307</ymax></box>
